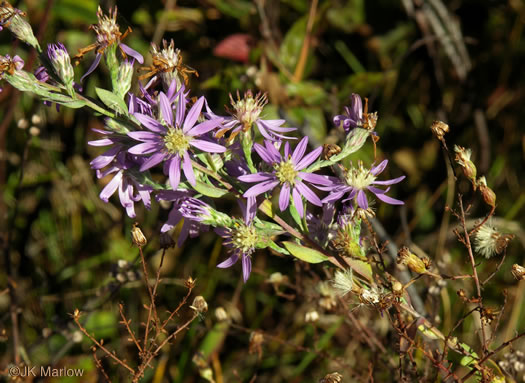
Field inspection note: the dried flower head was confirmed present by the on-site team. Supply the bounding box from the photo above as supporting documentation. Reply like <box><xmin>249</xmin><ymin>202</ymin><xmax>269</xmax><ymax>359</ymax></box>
<box><xmin>511</xmin><ymin>264</ymin><xmax>525</xmax><ymax>281</ymax></box>
<box><xmin>0</xmin><ymin>1</ymin><xmax>39</xmax><ymax>49</ymax></box>
<box><xmin>190</xmin><ymin>296</ymin><xmax>208</xmax><ymax>314</ymax></box>
<box><xmin>249</xmin><ymin>331</ymin><xmax>264</xmax><ymax>359</ymax></box>
<box><xmin>431</xmin><ymin>120</ymin><xmax>449</xmax><ymax>142</ymax></box>
<box><xmin>185</xmin><ymin>276</ymin><xmax>196</xmax><ymax>289</ymax></box>
<box><xmin>454</xmin><ymin>145</ymin><xmax>477</xmax><ymax>187</ymax></box>
<box><xmin>322</xmin><ymin>143</ymin><xmax>341</xmax><ymax>160</ymax></box>
<box><xmin>305</xmin><ymin>310</ymin><xmax>320</xmax><ymax>323</ymax></box>
<box><xmin>474</xmin><ymin>224</ymin><xmax>513</xmax><ymax>259</ymax></box>
<box><xmin>139</xmin><ymin>39</ymin><xmax>197</xmax><ymax>86</ymax></box>
<box><xmin>477</xmin><ymin>176</ymin><xmax>496</xmax><ymax>208</ymax></box>
<box><xmin>317</xmin><ymin>281</ymin><xmax>338</xmax><ymax>310</ymax></box>
<box><xmin>131</xmin><ymin>222</ymin><xmax>147</xmax><ymax>247</ymax></box>
<box><xmin>320</xmin><ymin>372</ymin><xmax>343</xmax><ymax>383</ymax></box>
<box><xmin>397</xmin><ymin>246</ymin><xmax>427</xmax><ymax>274</ymax></box>
<box><xmin>215</xmin><ymin>307</ymin><xmax>228</xmax><ymax>322</ymax></box>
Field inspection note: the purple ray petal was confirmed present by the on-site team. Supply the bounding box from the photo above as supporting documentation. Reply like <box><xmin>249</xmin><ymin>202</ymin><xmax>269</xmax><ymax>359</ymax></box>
<box><xmin>296</xmin><ymin>182</ymin><xmax>322</xmax><ymax>206</ymax></box>
<box><xmin>253</xmin><ymin>143</ymin><xmax>274</xmax><ymax>164</ymax></box>
<box><xmin>298</xmin><ymin>172</ymin><xmax>333</xmax><ymax>186</ymax></box>
<box><xmin>158</xmin><ymin>92</ymin><xmax>173</xmax><ymax>126</ymax></box>
<box><xmin>371</xmin><ymin>175</ymin><xmax>406</xmax><ymax>185</ymax></box>
<box><xmin>169</xmin><ymin>156</ymin><xmax>182</xmax><ymax>190</ymax></box>
<box><xmin>351</xmin><ymin>93</ymin><xmax>363</xmax><ymax>120</ymax></box>
<box><xmin>356</xmin><ymin>189</ymin><xmax>368</xmax><ymax>209</ymax></box>
<box><xmin>291</xmin><ymin>136</ymin><xmax>308</xmax><ymax>164</ymax></box>
<box><xmin>367</xmin><ymin>186</ymin><xmax>388</xmax><ymax>195</ymax></box>
<box><xmin>243</xmin><ymin>180</ymin><xmax>279</xmax><ymax>198</ymax></box>
<box><xmin>88</xmin><ymin>138</ymin><xmax>114</xmax><ymax>146</ymax></box>
<box><xmin>161</xmin><ymin>208</ymin><xmax>182</xmax><ymax>233</ymax></box>
<box><xmin>190</xmin><ymin>139</ymin><xmax>226</xmax><ymax>153</ymax></box>
<box><xmin>279</xmin><ymin>183</ymin><xmax>291</xmax><ymax>211</ymax></box>
<box><xmin>140</xmin><ymin>152</ymin><xmax>166</xmax><ymax>171</ymax></box>
<box><xmin>242</xmin><ymin>254</ymin><xmax>252</xmax><ymax>282</ymax></box>
<box><xmin>322</xmin><ymin>190</ymin><xmax>347</xmax><ymax>203</ymax></box>
<box><xmin>80</xmin><ymin>53</ymin><xmax>102</xmax><ymax>83</ymax></box>
<box><xmin>238</xmin><ymin>173</ymin><xmax>275</xmax><ymax>183</ymax></box>
<box><xmin>217</xmin><ymin>253</ymin><xmax>240</xmax><ymax>268</ymax></box>
<box><xmin>370</xmin><ymin>159</ymin><xmax>388</xmax><ymax>176</ymax></box>
<box><xmin>127</xmin><ymin>131</ymin><xmax>162</xmax><ymax>142</ymax></box>
<box><xmin>120</xmin><ymin>43</ymin><xmax>144</xmax><ymax>64</ymax></box>
<box><xmin>134</xmin><ymin>113</ymin><xmax>166</xmax><ymax>133</ymax></box>
<box><xmin>187</xmin><ymin>117</ymin><xmax>223</xmax><ymax>136</ymax></box>
<box><xmin>295</xmin><ymin>146</ymin><xmax>322</xmax><ymax>170</ymax></box>
<box><xmin>375</xmin><ymin>193</ymin><xmax>404</xmax><ymax>205</ymax></box>
<box><xmin>90</xmin><ymin>145</ymin><xmax>122</xmax><ymax>169</ymax></box>
<box><xmin>292</xmin><ymin>187</ymin><xmax>304</xmax><ymax>218</ymax></box>
<box><xmin>183</xmin><ymin>96</ymin><xmax>205</xmax><ymax>132</ymax></box>
<box><xmin>264</xmin><ymin>140</ymin><xmax>283</xmax><ymax>162</ymax></box>
<box><xmin>128</xmin><ymin>142</ymin><xmax>162</xmax><ymax>155</ymax></box>
<box><xmin>182</xmin><ymin>151</ymin><xmax>196</xmax><ymax>185</ymax></box>
<box><xmin>99</xmin><ymin>170</ymin><xmax>123</xmax><ymax>202</ymax></box>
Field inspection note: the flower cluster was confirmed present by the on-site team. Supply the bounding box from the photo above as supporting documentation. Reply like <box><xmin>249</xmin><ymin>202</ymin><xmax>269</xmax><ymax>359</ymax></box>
<box><xmin>0</xmin><ymin>4</ymin><xmax>406</xmax><ymax>283</ymax></box>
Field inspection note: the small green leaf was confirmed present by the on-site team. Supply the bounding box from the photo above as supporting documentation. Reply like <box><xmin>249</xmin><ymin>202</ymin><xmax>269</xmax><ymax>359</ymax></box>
<box><xmin>95</xmin><ymin>88</ymin><xmax>128</xmax><ymax>115</ymax></box>
<box><xmin>192</xmin><ymin>180</ymin><xmax>229</xmax><ymax>198</ymax></box>
<box><xmin>283</xmin><ymin>241</ymin><xmax>329</xmax><ymax>264</ymax></box>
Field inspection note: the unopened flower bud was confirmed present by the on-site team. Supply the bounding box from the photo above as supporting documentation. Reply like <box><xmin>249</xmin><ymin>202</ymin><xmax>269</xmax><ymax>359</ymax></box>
<box><xmin>454</xmin><ymin>145</ymin><xmax>477</xmax><ymax>187</ymax></box>
<box><xmin>511</xmin><ymin>264</ymin><xmax>525</xmax><ymax>281</ymax></box>
<box><xmin>190</xmin><ymin>296</ymin><xmax>208</xmax><ymax>314</ymax></box>
<box><xmin>131</xmin><ymin>222</ymin><xmax>147</xmax><ymax>247</ymax></box>
<box><xmin>47</xmin><ymin>43</ymin><xmax>75</xmax><ymax>89</ymax></box>
<box><xmin>431</xmin><ymin>120</ymin><xmax>449</xmax><ymax>142</ymax></box>
<box><xmin>115</xmin><ymin>59</ymin><xmax>133</xmax><ymax>99</ymax></box>
<box><xmin>477</xmin><ymin>176</ymin><xmax>496</xmax><ymax>208</ymax></box>
<box><xmin>0</xmin><ymin>2</ymin><xmax>40</xmax><ymax>50</ymax></box>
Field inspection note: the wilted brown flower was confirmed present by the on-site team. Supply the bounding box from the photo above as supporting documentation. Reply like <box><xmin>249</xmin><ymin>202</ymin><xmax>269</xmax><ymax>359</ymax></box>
<box><xmin>320</xmin><ymin>372</ymin><xmax>343</xmax><ymax>383</ymax></box>
<box><xmin>190</xmin><ymin>296</ymin><xmax>208</xmax><ymax>314</ymax></box>
<box><xmin>431</xmin><ymin>120</ymin><xmax>449</xmax><ymax>142</ymax></box>
<box><xmin>511</xmin><ymin>264</ymin><xmax>525</xmax><ymax>281</ymax></box>
<box><xmin>131</xmin><ymin>222</ymin><xmax>147</xmax><ymax>247</ymax></box>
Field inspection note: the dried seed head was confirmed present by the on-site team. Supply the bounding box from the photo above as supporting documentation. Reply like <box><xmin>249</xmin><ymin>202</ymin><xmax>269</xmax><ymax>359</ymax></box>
<box><xmin>320</xmin><ymin>372</ymin><xmax>343</xmax><ymax>383</ymax></box>
<box><xmin>131</xmin><ymin>222</ymin><xmax>147</xmax><ymax>247</ymax></box>
<box><xmin>332</xmin><ymin>269</ymin><xmax>355</xmax><ymax>297</ymax></box>
<box><xmin>477</xmin><ymin>176</ymin><xmax>496</xmax><ymax>208</ymax></box>
<box><xmin>397</xmin><ymin>246</ymin><xmax>427</xmax><ymax>274</ymax></box>
<box><xmin>385</xmin><ymin>273</ymin><xmax>404</xmax><ymax>296</ymax></box>
<box><xmin>305</xmin><ymin>310</ymin><xmax>320</xmax><ymax>323</ymax></box>
<box><xmin>511</xmin><ymin>264</ymin><xmax>525</xmax><ymax>281</ymax></box>
<box><xmin>159</xmin><ymin>232</ymin><xmax>175</xmax><ymax>249</ymax></box>
<box><xmin>474</xmin><ymin>224</ymin><xmax>513</xmax><ymax>259</ymax></box>
<box><xmin>215</xmin><ymin>307</ymin><xmax>228</xmax><ymax>322</ymax></box>
<box><xmin>267</xmin><ymin>272</ymin><xmax>285</xmax><ymax>285</ymax></box>
<box><xmin>431</xmin><ymin>120</ymin><xmax>449</xmax><ymax>142</ymax></box>
<box><xmin>454</xmin><ymin>145</ymin><xmax>477</xmax><ymax>187</ymax></box>
<box><xmin>249</xmin><ymin>331</ymin><xmax>264</xmax><ymax>358</ymax></box>
<box><xmin>190</xmin><ymin>296</ymin><xmax>208</xmax><ymax>314</ymax></box>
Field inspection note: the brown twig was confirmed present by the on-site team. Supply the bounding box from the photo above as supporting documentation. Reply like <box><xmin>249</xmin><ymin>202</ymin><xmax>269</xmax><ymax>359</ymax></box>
<box><xmin>73</xmin><ymin>311</ymin><xmax>136</xmax><ymax>374</ymax></box>
<box><xmin>119</xmin><ymin>303</ymin><xmax>142</xmax><ymax>353</ymax></box>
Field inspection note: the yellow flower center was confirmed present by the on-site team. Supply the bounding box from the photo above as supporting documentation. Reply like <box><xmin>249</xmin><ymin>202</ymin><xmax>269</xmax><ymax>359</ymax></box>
<box><xmin>275</xmin><ymin>159</ymin><xmax>298</xmax><ymax>186</ymax></box>
<box><xmin>164</xmin><ymin>127</ymin><xmax>191</xmax><ymax>156</ymax></box>
<box><xmin>231</xmin><ymin>224</ymin><xmax>257</xmax><ymax>254</ymax></box>
<box><xmin>345</xmin><ymin>162</ymin><xmax>376</xmax><ymax>190</ymax></box>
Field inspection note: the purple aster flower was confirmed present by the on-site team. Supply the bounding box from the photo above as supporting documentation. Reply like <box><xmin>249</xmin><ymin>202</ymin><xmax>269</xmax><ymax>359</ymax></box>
<box><xmin>306</xmin><ymin>202</ymin><xmax>337</xmax><ymax>245</ymax></box>
<box><xmin>238</xmin><ymin>137</ymin><xmax>333</xmax><ymax>217</ymax></box>
<box><xmin>128</xmin><ymin>88</ymin><xmax>225</xmax><ymax>190</ymax></box>
<box><xmin>215</xmin><ymin>201</ymin><xmax>257</xmax><ymax>283</ymax></box>
<box><xmin>47</xmin><ymin>43</ymin><xmax>75</xmax><ymax>87</ymax></box>
<box><xmin>206</xmin><ymin>90</ymin><xmax>296</xmax><ymax>142</ymax></box>
<box><xmin>322</xmin><ymin>160</ymin><xmax>405</xmax><ymax>209</ymax></box>
<box><xmin>76</xmin><ymin>6</ymin><xmax>144</xmax><ymax>82</ymax></box>
<box><xmin>156</xmin><ymin>191</ymin><xmax>209</xmax><ymax>247</ymax></box>
<box><xmin>97</xmin><ymin>153</ymin><xmax>153</xmax><ymax>218</ymax></box>
<box><xmin>334</xmin><ymin>93</ymin><xmax>363</xmax><ymax>132</ymax></box>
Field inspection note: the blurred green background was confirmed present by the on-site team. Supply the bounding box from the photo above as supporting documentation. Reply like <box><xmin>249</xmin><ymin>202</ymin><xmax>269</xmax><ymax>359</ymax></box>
<box><xmin>1</xmin><ymin>0</ymin><xmax>524</xmax><ymax>381</ymax></box>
